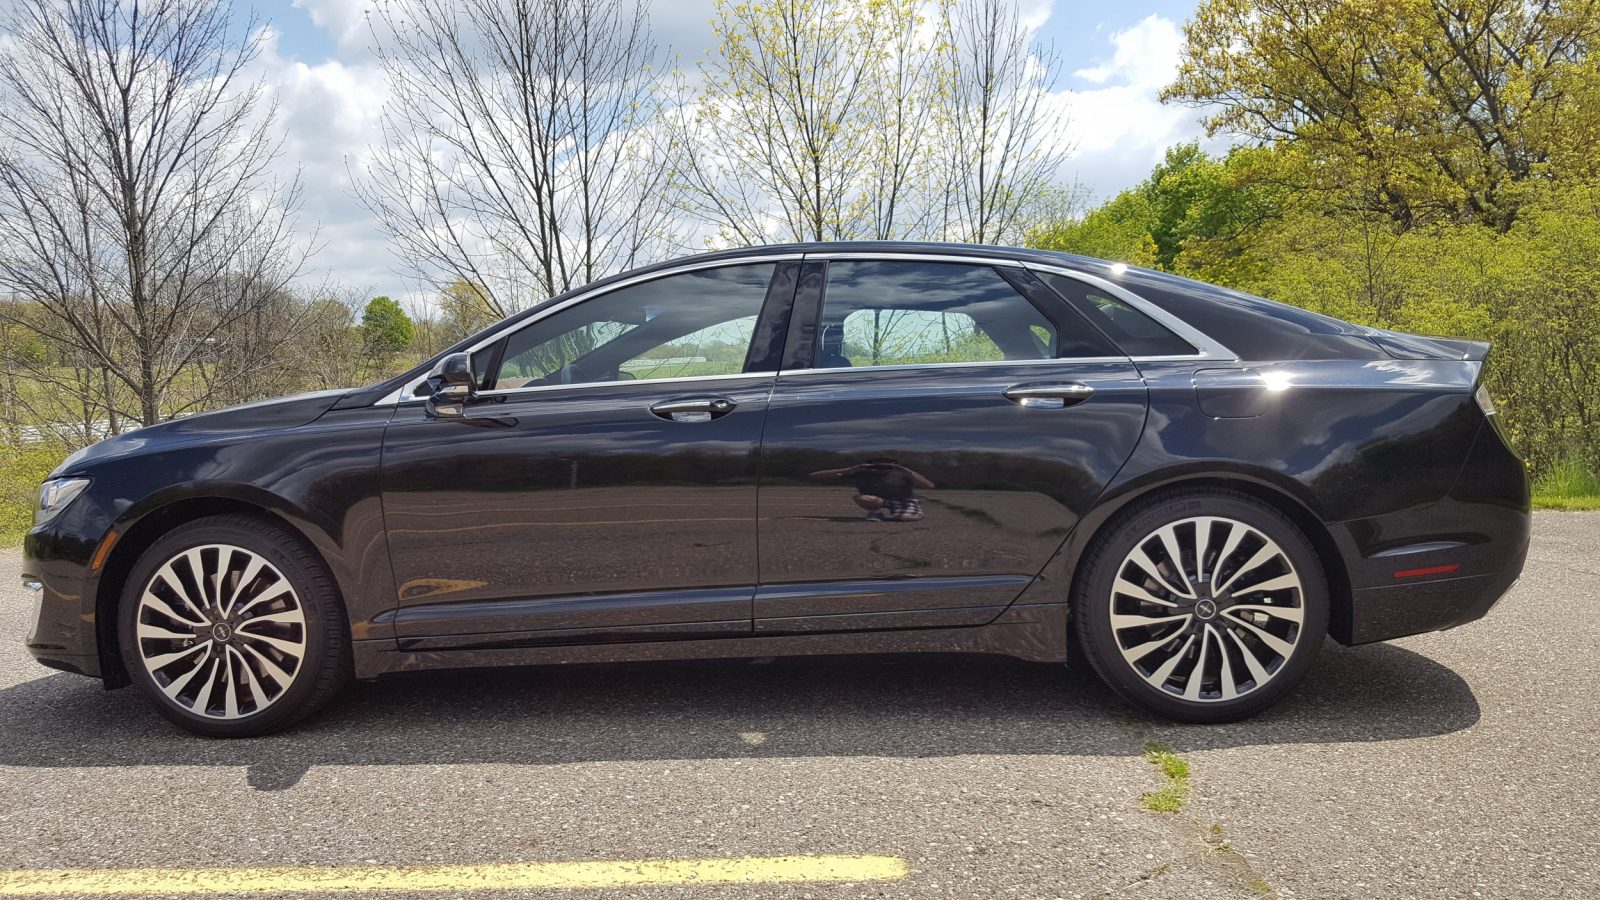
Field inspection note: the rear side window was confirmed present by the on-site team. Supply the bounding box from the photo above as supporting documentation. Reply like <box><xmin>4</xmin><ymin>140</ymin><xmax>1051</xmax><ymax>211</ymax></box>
<box><xmin>815</xmin><ymin>261</ymin><xmax>1109</xmax><ymax>368</ymax></box>
<box><xmin>1120</xmin><ymin>271</ymin><xmax>1389</xmax><ymax>361</ymax></box>
<box><xmin>1038</xmin><ymin>272</ymin><xmax>1196</xmax><ymax>357</ymax></box>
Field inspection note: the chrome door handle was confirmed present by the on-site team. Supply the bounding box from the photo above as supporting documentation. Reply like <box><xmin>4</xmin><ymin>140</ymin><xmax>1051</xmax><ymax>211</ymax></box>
<box><xmin>1003</xmin><ymin>382</ymin><xmax>1094</xmax><ymax>409</ymax></box>
<box><xmin>649</xmin><ymin>396</ymin><xmax>737</xmax><ymax>422</ymax></box>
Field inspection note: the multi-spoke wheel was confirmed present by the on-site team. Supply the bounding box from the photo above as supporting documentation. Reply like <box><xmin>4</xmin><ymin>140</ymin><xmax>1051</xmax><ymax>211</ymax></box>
<box><xmin>119</xmin><ymin>515</ymin><xmax>350</xmax><ymax>737</ymax></box>
<box><xmin>1074</xmin><ymin>490</ymin><xmax>1327</xmax><ymax>722</ymax></box>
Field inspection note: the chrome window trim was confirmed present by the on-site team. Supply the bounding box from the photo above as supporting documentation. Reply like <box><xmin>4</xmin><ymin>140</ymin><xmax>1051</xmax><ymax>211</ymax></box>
<box><xmin>473</xmin><ymin>371</ymin><xmax>773</xmax><ymax>402</ymax></box>
<box><xmin>777</xmin><ymin>356</ymin><xmax>1132</xmax><ymax>378</ymax></box>
<box><xmin>377</xmin><ymin>253</ymin><xmax>804</xmax><ymax>405</ymax></box>
<box><xmin>1019</xmin><ymin>261</ymin><xmax>1239</xmax><ymax>362</ymax></box>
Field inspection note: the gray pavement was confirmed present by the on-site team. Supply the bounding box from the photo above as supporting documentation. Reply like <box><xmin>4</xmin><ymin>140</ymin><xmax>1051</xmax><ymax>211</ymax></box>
<box><xmin>1</xmin><ymin>512</ymin><xmax>1597</xmax><ymax>898</ymax></box>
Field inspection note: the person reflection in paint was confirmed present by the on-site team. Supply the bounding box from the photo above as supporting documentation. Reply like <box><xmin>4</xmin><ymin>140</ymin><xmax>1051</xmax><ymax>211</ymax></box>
<box><xmin>809</xmin><ymin>457</ymin><xmax>934</xmax><ymax>522</ymax></box>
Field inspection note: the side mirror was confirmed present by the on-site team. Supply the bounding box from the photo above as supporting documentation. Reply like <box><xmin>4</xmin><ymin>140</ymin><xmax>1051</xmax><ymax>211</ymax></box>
<box><xmin>424</xmin><ymin>352</ymin><xmax>477</xmax><ymax>419</ymax></box>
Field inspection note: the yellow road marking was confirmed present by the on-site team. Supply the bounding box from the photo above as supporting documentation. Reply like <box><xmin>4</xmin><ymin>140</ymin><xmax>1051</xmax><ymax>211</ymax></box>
<box><xmin>0</xmin><ymin>855</ymin><xmax>909</xmax><ymax>896</ymax></box>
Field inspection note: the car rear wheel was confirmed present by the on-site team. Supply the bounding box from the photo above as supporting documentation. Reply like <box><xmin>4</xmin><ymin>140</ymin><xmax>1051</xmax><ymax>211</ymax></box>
<box><xmin>118</xmin><ymin>514</ymin><xmax>350</xmax><ymax>737</ymax></box>
<box><xmin>1074</xmin><ymin>489</ymin><xmax>1327</xmax><ymax>722</ymax></box>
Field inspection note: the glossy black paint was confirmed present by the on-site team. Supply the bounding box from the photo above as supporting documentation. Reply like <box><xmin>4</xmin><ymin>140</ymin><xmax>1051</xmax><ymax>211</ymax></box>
<box><xmin>21</xmin><ymin>242</ymin><xmax>1531</xmax><ymax>689</ymax></box>
<box><xmin>378</xmin><ymin>374</ymin><xmax>776</xmax><ymax>646</ymax></box>
<box><xmin>753</xmin><ymin>362</ymin><xmax>1146</xmax><ymax>631</ymax></box>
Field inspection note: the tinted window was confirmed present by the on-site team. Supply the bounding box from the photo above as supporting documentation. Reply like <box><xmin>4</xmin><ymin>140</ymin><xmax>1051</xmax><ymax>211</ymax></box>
<box><xmin>1122</xmin><ymin>270</ymin><xmax>1388</xmax><ymax>361</ymax></box>
<box><xmin>816</xmin><ymin>262</ymin><xmax>1058</xmax><ymax>368</ymax></box>
<box><xmin>488</xmin><ymin>264</ymin><xmax>775</xmax><ymax>389</ymax></box>
<box><xmin>1038</xmin><ymin>272</ymin><xmax>1196</xmax><ymax>357</ymax></box>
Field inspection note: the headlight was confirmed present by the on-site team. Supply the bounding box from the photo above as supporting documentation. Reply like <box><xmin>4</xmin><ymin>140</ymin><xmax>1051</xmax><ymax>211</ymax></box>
<box><xmin>1474</xmin><ymin>384</ymin><xmax>1497</xmax><ymax>416</ymax></box>
<box><xmin>34</xmin><ymin>477</ymin><xmax>90</xmax><ymax>526</ymax></box>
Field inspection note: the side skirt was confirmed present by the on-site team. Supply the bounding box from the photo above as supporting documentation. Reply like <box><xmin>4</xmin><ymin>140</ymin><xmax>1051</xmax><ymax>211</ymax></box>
<box><xmin>352</xmin><ymin>603</ymin><xmax>1069</xmax><ymax>679</ymax></box>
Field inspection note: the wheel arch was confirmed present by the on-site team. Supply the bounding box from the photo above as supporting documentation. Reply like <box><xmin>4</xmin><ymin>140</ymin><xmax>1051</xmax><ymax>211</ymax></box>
<box><xmin>1061</xmin><ymin>470</ymin><xmax>1353</xmax><ymax>644</ymax></box>
<box><xmin>93</xmin><ymin>494</ymin><xmax>344</xmax><ymax>688</ymax></box>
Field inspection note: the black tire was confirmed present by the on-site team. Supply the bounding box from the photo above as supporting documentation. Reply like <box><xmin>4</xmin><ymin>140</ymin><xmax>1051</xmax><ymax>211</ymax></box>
<box><xmin>118</xmin><ymin>514</ymin><xmax>351</xmax><ymax>737</ymax></box>
<box><xmin>1073</xmin><ymin>489</ymin><xmax>1327</xmax><ymax>723</ymax></box>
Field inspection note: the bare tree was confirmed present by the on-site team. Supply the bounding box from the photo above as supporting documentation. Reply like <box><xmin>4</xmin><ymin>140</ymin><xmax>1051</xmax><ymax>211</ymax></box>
<box><xmin>0</xmin><ymin>0</ymin><xmax>309</xmax><ymax>428</ymax></box>
<box><xmin>857</xmin><ymin>1</ymin><xmax>947</xmax><ymax>240</ymax></box>
<box><xmin>664</xmin><ymin>0</ymin><xmax>899</xmax><ymax>245</ymax></box>
<box><xmin>354</xmin><ymin>0</ymin><xmax>677</xmax><ymax>318</ymax></box>
<box><xmin>668</xmin><ymin>0</ymin><xmax>1069</xmax><ymax>248</ymax></box>
<box><xmin>935</xmin><ymin>0</ymin><xmax>1070</xmax><ymax>245</ymax></box>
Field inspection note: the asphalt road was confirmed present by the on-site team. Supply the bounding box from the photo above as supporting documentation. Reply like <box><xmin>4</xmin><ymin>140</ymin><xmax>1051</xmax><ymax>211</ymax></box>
<box><xmin>0</xmin><ymin>513</ymin><xmax>1596</xmax><ymax>899</ymax></box>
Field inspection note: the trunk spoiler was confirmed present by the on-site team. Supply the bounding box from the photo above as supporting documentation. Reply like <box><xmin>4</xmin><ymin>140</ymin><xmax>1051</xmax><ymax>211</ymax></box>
<box><xmin>1365</xmin><ymin>329</ymin><xmax>1490</xmax><ymax>361</ymax></box>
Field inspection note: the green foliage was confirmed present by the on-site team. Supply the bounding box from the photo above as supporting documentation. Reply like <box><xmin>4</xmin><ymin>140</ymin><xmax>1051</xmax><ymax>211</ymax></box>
<box><xmin>439</xmin><ymin>281</ymin><xmax>499</xmax><ymax>342</ymax></box>
<box><xmin>1166</xmin><ymin>0</ymin><xmax>1600</xmax><ymax>231</ymax></box>
<box><xmin>1030</xmin><ymin>142</ymin><xmax>1600</xmax><ymax>476</ymax></box>
<box><xmin>1140</xmin><ymin>743</ymin><xmax>1192</xmax><ymax>813</ymax></box>
<box><xmin>1532</xmin><ymin>459</ymin><xmax>1600</xmax><ymax>510</ymax></box>
<box><xmin>360</xmin><ymin>296</ymin><xmax>414</xmax><ymax>355</ymax></box>
<box><xmin>0</xmin><ymin>445</ymin><xmax>69</xmax><ymax>546</ymax></box>
<box><xmin>1027</xmin><ymin>143</ymin><xmax>1285</xmax><ymax>276</ymax></box>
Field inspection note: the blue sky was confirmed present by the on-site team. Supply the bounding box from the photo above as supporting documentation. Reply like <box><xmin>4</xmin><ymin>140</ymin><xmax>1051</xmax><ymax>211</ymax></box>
<box><xmin>244</xmin><ymin>0</ymin><xmax>1213</xmax><ymax>303</ymax></box>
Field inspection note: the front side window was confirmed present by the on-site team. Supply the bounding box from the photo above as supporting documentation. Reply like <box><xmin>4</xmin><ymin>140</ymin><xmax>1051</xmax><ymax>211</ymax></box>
<box><xmin>487</xmin><ymin>264</ymin><xmax>775</xmax><ymax>389</ymax></box>
<box><xmin>815</xmin><ymin>261</ymin><xmax>1058</xmax><ymax>368</ymax></box>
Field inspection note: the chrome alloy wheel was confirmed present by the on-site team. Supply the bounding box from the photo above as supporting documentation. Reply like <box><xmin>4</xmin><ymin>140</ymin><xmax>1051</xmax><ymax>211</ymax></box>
<box><xmin>133</xmin><ymin>544</ymin><xmax>307</xmax><ymax>720</ymax></box>
<box><xmin>1108</xmin><ymin>516</ymin><xmax>1305</xmax><ymax>702</ymax></box>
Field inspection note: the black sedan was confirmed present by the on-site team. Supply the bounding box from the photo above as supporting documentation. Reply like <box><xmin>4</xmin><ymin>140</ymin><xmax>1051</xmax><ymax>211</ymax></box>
<box><xmin>21</xmin><ymin>243</ymin><xmax>1530</xmax><ymax>736</ymax></box>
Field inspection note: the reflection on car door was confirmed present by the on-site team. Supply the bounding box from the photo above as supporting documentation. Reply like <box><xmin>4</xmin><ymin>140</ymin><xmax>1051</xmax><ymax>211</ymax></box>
<box><xmin>754</xmin><ymin>259</ymin><xmax>1150</xmax><ymax>633</ymax></box>
<box><xmin>378</xmin><ymin>262</ymin><xmax>796</xmax><ymax>649</ymax></box>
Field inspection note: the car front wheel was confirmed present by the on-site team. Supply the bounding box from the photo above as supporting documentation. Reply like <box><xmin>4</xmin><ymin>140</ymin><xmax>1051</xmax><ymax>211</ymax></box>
<box><xmin>118</xmin><ymin>514</ymin><xmax>350</xmax><ymax>737</ymax></box>
<box><xmin>1074</xmin><ymin>489</ymin><xmax>1328</xmax><ymax>723</ymax></box>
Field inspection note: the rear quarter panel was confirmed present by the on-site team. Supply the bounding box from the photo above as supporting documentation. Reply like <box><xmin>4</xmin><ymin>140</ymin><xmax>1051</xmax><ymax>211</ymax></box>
<box><xmin>1016</xmin><ymin>357</ymin><xmax>1496</xmax><ymax>610</ymax></box>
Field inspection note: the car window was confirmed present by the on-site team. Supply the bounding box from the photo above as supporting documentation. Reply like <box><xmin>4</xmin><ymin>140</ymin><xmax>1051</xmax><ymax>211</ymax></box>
<box><xmin>489</xmin><ymin>264</ymin><xmax>776</xmax><ymax>389</ymax></box>
<box><xmin>1037</xmin><ymin>272</ymin><xmax>1197</xmax><ymax>357</ymax></box>
<box><xmin>816</xmin><ymin>261</ymin><xmax>1058</xmax><ymax>368</ymax></box>
<box><xmin>617</xmin><ymin>315</ymin><xmax>759</xmax><ymax>381</ymax></box>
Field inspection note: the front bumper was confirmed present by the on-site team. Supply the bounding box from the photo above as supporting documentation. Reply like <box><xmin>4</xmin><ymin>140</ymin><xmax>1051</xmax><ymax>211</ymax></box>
<box><xmin>21</xmin><ymin>513</ymin><xmax>107</xmax><ymax>681</ymax></box>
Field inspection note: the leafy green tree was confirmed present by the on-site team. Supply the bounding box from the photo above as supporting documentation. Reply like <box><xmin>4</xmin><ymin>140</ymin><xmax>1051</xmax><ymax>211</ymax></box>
<box><xmin>438</xmin><ymin>281</ymin><xmax>499</xmax><ymax>342</ymax></box>
<box><xmin>360</xmin><ymin>296</ymin><xmax>414</xmax><ymax>356</ymax></box>
<box><xmin>1164</xmin><ymin>0</ymin><xmax>1600</xmax><ymax>231</ymax></box>
<box><xmin>1027</xmin><ymin>144</ymin><xmax>1285</xmax><ymax>276</ymax></box>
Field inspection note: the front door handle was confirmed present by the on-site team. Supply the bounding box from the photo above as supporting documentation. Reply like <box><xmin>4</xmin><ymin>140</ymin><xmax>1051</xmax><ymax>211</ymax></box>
<box><xmin>649</xmin><ymin>396</ymin><xmax>738</xmax><ymax>422</ymax></box>
<box><xmin>1003</xmin><ymin>382</ymin><xmax>1094</xmax><ymax>409</ymax></box>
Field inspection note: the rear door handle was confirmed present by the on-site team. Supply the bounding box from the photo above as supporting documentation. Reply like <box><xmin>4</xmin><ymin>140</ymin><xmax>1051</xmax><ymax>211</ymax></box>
<box><xmin>650</xmin><ymin>396</ymin><xmax>737</xmax><ymax>422</ymax></box>
<box><xmin>1003</xmin><ymin>382</ymin><xmax>1094</xmax><ymax>409</ymax></box>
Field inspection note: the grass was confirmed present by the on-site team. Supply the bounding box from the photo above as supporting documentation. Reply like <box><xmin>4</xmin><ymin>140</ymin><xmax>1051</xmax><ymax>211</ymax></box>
<box><xmin>0</xmin><ymin>444</ymin><xmax>69</xmax><ymax>547</ymax></box>
<box><xmin>1531</xmin><ymin>459</ymin><xmax>1600</xmax><ymax>510</ymax></box>
<box><xmin>1140</xmin><ymin>742</ymin><xmax>1191</xmax><ymax>813</ymax></box>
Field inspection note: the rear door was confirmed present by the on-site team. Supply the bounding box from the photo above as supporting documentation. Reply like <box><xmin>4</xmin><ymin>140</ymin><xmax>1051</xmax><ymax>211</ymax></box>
<box><xmin>753</xmin><ymin>255</ymin><xmax>1149</xmax><ymax>633</ymax></box>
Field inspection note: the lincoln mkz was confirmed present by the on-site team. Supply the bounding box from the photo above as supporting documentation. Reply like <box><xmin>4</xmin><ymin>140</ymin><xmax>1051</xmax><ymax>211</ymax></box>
<box><xmin>22</xmin><ymin>243</ymin><xmax>1530</xmax><ymax>735</ymax></box>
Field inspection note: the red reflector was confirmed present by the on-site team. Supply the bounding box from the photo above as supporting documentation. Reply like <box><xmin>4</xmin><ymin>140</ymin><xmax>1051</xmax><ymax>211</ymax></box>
<box><xmin>1394</xmin><ymin>563</ymin><xmax>1461</xmax><ymax>579</ymax></box>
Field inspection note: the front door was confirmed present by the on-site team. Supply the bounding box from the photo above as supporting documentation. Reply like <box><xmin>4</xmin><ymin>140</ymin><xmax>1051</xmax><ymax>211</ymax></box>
<box><xmin>379</xmin><ymin>262</ymin><xmax>794</xmax><ymax>649</ymax></box>
<box><xmin>754</xmin><ymin>257</ymin><xmax>1150</xmax><ymax>633</ymax></box>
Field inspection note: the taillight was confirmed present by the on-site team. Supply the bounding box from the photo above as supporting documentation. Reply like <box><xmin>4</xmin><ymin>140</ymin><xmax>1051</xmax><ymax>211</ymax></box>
<box><xmin>1474</xmin><ymin>384</ymin><xmax>1496</xmax><ymax>416</ymax></box>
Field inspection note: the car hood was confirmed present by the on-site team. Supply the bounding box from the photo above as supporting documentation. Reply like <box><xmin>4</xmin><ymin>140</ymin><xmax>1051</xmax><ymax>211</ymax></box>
<box><xmin>54</xmin><ymin>389</ymin><xmax>351</xmax><ymax>476</ymax></box>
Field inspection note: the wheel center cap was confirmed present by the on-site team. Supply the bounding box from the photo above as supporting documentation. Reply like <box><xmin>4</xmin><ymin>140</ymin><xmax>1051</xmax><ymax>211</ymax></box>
<box><xmin>1194</xmin><ymin>599</ymin><xmax>1218</xmax><ymax>620</ymax></box>
<box><xmin>211</xmin><ymin>622</ymin><xmax>233</xmax><ymax>643</ymax></box>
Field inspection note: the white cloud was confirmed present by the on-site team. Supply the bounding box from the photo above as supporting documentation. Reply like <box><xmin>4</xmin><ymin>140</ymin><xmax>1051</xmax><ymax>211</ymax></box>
<box><xmin>1048</xmin><ymin>14</ymin><xmax>1221</xmax><ymax>201</ymax></box>
<box><xmin>249</xmin><ymin>26</ymin><xmax>401</xmax><ymax>299</ymax></box>
<box><xmin>290</xmin><ymin>0</ymin><xmax>372</xmax><ymax>54</ymax></box>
